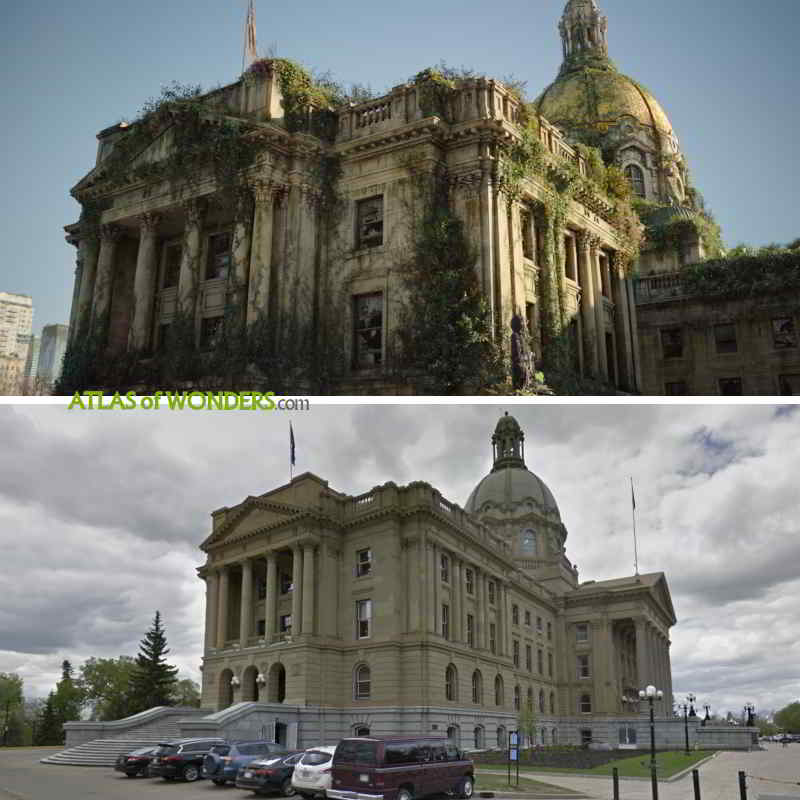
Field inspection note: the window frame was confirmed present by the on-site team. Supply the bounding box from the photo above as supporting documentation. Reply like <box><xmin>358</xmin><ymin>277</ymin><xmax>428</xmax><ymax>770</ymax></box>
<box><xmin>660</xmin><ymin>327</ymin><xmax>684</xmax><ymax>359</ymax></box>
<box><xmin>440</xmin><ymin>554</ymin><xmax>450</xmax><ymax>583</ymax></box>
<box><xmin>577</xmin><ymin>654</ymin><xmax>591</xmax><ymax>679</ymax></box>
<box><xmin>714</xmin><ymin>322</ymin><xmax>738</xmax><ymax>354</ymax></box>
<box><xmin>205</xmin><ymin>231</ymin><xmax>233</xmax><ymax>282</ymax></box>
<box><xmin>354</xmin><ymin>664</ymin><xmax>371</xmax><ymax>699</ymax></box>
<box><xmin>356</xmin><ymin>598</ymin><xmax>372</xmax><ymax>640</ymax></box>
<box><xmin>355</xmin><ymin>195</ymin><xmax>384</xmax><ymax>250</ymax></box>
<box><xmin>575</xmin><ymin>623</ymin><xmax>589</xmax><ymax>643</ymax></box>
<box><xmin>441</xmin><ymin>603</ymin><xmax>450</xmax><ymax>640</ymax></box>
<box><xmin>352</xmin><ymin>292</ymin><xmax>384</xmax><ymax>370</ymax></box>
<box><xmin>356</xmin><ymin>548</ymin><xmax>372</xmax><ymax>577</ymax></box>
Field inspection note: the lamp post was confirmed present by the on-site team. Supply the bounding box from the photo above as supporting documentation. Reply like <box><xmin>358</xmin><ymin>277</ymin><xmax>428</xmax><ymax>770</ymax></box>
<box><xmin>744</xmin><ymin>703</ymin><xmax>755</xmax><ymax>727</ymax></box>
<box><xmin>702</xmin><ymin>704</ymin><xmax>711</xmax><ymax>727</ymax></box>
<box><xmin>639</xmin><ymin>685</ymin><xmax>663</xmax><ymax>771</ymax></box>
<box><xmin>681</xmin><ymin>693</ymin><xmax>696</xmax><ymax>755</ymax></box>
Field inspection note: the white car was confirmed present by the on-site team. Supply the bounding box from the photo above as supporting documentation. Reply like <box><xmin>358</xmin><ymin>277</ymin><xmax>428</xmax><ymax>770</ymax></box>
<box><xmin>291</xmin><ymin>746</ymin><xmax>337</xmax><ymax>799</ymax></box>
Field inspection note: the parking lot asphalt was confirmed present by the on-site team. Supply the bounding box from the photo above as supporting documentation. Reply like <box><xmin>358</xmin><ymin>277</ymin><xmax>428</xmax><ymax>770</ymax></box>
<box><xmin>0</xmin><ymin>747</ymin><xmax>268</xmax><ymax>800</ymax></box>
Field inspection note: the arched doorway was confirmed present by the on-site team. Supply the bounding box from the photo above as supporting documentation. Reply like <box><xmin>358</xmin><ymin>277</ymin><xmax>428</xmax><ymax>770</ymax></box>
<box><xmin>268</xmin><ymin>662</ymin><xmax>286</xmax><ymax>703</ymax></box>
<box><xmin>275</xmin><ymin>721</ymin><xmax>287</xmax><ymax>745</ymax></box>
<box><xmin>218</xmin><ymin>668</ymin><xmax>233</xmax><ymax>710</ymax></box>
<box><xmin>447</xmin><ymin>725</ymin><xmax>460</xmax><ymax>746</ymax></box>
<box><xmin>242</xmin><ymin>665</ymin><xmax>259</xmax><ymax>702</ymax></box>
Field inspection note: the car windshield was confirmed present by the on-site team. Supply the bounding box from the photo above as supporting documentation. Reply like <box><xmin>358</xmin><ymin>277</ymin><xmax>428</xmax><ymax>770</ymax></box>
<box><xmin>301</xmin><ymin>750</ymin><xmax>333</xmax><ymax>766</ymax></box>
<box><xmin>155</xmin><ymin>745</ymin><xmax>178</xmax><ymax>756</ymax></box>
<box><xmin>210</xmin><ymin>745</ymin><xmax>231</xmax><ymax>755</ymax></box>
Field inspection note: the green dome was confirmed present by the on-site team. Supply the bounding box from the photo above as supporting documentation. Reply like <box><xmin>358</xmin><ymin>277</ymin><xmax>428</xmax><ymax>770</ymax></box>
<box><xmin>535</xmin><ymin>66</ymin><xmax>675</xmax><ymax>142</ymax></box>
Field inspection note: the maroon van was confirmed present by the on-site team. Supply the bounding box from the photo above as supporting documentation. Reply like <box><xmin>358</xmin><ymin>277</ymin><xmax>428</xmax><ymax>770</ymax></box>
<box><xmin>328</xmin><ymin>737</ymin><xmax>474</xmax><ymax>800</ymax></box>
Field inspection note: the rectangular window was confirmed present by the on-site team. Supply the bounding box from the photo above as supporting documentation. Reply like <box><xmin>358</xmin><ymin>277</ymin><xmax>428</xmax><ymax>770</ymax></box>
<box><xmin>489</xmin><ymin>623</ymin><xmax>497</xmax><ymax>654</ymax></box>
<box><xmin>280</xmin><ymin>573</ymin><xmax>292</xmax><ymax>594</ymax></box>
<box><xmin>538</xmin><ymin>648</ymin><xmax>544</xmax><ymax>674</ymax></box>
<box><xmin>714</xmin><ymin>323</ymin><xmax>738</xmax><ymax>354</ymax></box>
<box><xmin>513</xmin><ymin>639</ymin><xmax>520</xmax><ymax>667</ymax></box>
<box><xmin>719</xmin><ymin>377</ymin><xmax>743</xmax><ymax>396</ymax></box>
<box><xmin>547</xmin><ymin>621</ymin><xmax>552</xmax><ymax>641</ymax></box>
<box><xmin>579</xmin><ymin>696</ymin><xmax>592</xmax><ymax>714</ymax></box>
<box><xmin>525</xmin><ymin>644</ymin><xmax>532</xmax><ymax>672</ymax></box>
<box><xmin>162</xmin><ymin>243</ymin><xmax>182</xmax><ymax>289</ymax></box>
<box><xmin>257</xmin><ymin>619</ymin><xmax>265</xmax><ymax>636</ymax></box>
<box><xmin>665</xmin><ymin>381</ymin><xmax>688</xmax><ymax>395</ymax></box>
<box><xmin>256</xmin><ymin>577</ymin><xmax>266</xmax><ymax>600</ymax></box>
<box><xmin>279</xmin><ymin>614</ymin><xmax>292</xmax><ymax>633</ymax></box>
<box><xmin>536</xmin><ymin>616</ymin><xmax>543</xmax><ymax>633</ymax></box>
<box><xmin>619</xmin><ymin>727</ymin><xmax>637</xmax><ymax>745</ymax></box>
<box><xmin>356</xmin><ymin>548</ymin><xmax>372</xmax><ymax>577</ymax></box>
<box><xmin>660</xmin><ymin>327</ymin><xmax>683</xmax><ymax>359</ymax></box>
<box><xmin>521</xmin><ymin>209</ymin><xmax>534</xmax><ymax>260</ymax></box>
<box><xmin>465</xmin><ymin>568</ymin><xmax>474</xmax><ymax>595</ymax></box>
<box><xmin>157</xmin><ymin>322</ymin><xmax>171</xmax><ymax>353</ymax></box>
<box><xmin>524</xmin><ymin>609</ymin><xmax>531</xmax><ymax>627</ymax></box>
<box><xmin>772</xmin><ymin>318</ymin><xmax>797</xmax><ymax>349</ymax></box>
<box><xmin>440</xmin><ymin>554</ymin><xmax>450</xmax><ymax>583</ymax></box>
<box><xmin>466</xmin><ymin>614</ymin><xmax>475</xmax><ymax>647</ymax></box>
<box><xmin>356</xmin><ymin>196</ymin><xmax>384</xmax><ymax>248</ymax></box>
<box><xmin>488</xmin><ymin>581</ymin><xmax>496</xmax><ymax>604</ymax></box>
<box><xmin>441</xmin><ymin>604</ymin><xmax>450</xmax><ymax>640</ymax></box>
<box><xmin>580</xmin><ymin>728</ymin><xmax>592</xmax><ymax>743</ymax></box>
<box><xmin>356</xmin><ymin>599</ymin><xmax>372</xmax><ymax>639</ymax></box>
<box><xmin>200</xmin><ymin>315</ymin><xmax>224</xmax><ymax>350</ymax></box>
<box><xmin>353</xmin><ymin>292</ymin><xmax>383</xmax><ymax>369</ymax></box>
<box><xmin>576</xmin><ymin>623</ymin><xmax>589</xmax><ymax>642</ymax></box>
<box><xmin>577</xmin><ymin>654</ymin><xmax>590</xmax><ymax>678</ymax></box>
<box><xmin>548</xmin><ymin>652</ymin><xmax>553</xmax><ymax>677</ymax></box>
<box><xmin>205</xmin><ymin>232</ymin><xmax>232</xmax><ymax>281</ymax></box>
<box><xmin>512</xmin><ymin>605</ymin><xmax>519</xmax><ymax>625</ymax></box>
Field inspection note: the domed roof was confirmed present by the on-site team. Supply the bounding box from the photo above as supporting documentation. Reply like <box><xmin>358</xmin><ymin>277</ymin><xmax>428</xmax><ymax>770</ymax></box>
<box><xmin>465</xmin><ymin>466</ymin><xmax>561</xmax><ymax>520</ymax></box>
<box><xmin>536</xmin><ymin>67</ymin><xmax>675</xmax><ymax>140</ymax></box>
<box><xmin>464</xmin><ymin>413</ymin><xmax>561</xmax><ymax>520</ymax></box>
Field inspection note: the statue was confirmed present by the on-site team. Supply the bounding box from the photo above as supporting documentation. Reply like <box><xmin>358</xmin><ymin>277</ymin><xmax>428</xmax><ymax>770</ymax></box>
<box><xmin>510</xmin><ymin>315</ymin><xmax>533</xmax><ymax>391</ymax></box>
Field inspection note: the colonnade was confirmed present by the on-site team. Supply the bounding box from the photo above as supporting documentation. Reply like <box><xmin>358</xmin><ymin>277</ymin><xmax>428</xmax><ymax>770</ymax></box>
<box><xmin>635</xmin><ymin>617</ymin><xmax>673</xmax><ymax>715</ymax></box>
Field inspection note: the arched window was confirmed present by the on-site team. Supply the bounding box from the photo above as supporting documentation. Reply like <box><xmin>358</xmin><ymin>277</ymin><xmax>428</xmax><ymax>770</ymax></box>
<box><xmin>579</xmin><ymin>694</ymin><xmax>592</xmax><ymax>713</ymax></box>
<box><xmin>474</xmin><ymin>725</ymin><xmax>484</xmax><ymax>749</ymax></box>
<box><xmin>527</xmin><ymin>687</ymin><xmax>534</xmax><ymax>710</ymax></box>
<box><xmin>354</xmin><ymin>664</ymin><xmax>371</xmax><ymax>699</ymax></box>
<box><xmin>497</xmin><ymin>726</ymin><xmax>507</xmax><ymax>749</ymax></box>
<box><xmin>445</xmin><ymin>664</ymin><xmax>458</xmax><ymax>701</ymax></box>
<box><xmin>514</xmin><ymin>685</ymin><xmax>521</xmax><ymax>711</ymax></box>
<box><xmin>539</xmin><ymin>689</ymin><xmax>546</xmax><ymax>713</ymax></box>
<box><xmin>624</xmin><ymin>164</ymin><xmax>646</xmax><ymax>198</ymax></box>
<box><xmin>494</xmin><ymin>675</ymin><xmax>504</xmax><ymax>707</ymax></box>
<box><xmin>521</xmin><ymin>529</ymin><xmax>536</xmax><ymax>555</ymax></box>
<box><xmin>472</xmin><ymin>670</ymin><xmax>483</xmax><ymax>704</ymax></box>
<box><xmin>550</xmin><ymin>691</ymin><xmax>556</xmax><ymax>714</ymax></box>
<box><xmin>354</xmin><ymin>725</ymin><xmax>370</xmax><ymax>736</ymax></box>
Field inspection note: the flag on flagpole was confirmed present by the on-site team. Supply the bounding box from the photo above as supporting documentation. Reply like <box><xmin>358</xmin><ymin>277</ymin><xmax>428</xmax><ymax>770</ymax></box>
<box><xmin>244</xmin><ymin>0</ymin><xmax>258</xmax><ymax>69</ymax></box>
<box><xmin>631</xmin><ymin>478</ymin><xmax>636</xmax><ymax>510</ymax></box>
<box><xmin>290</xmin><ymin>422</ymin><xmax>296</xmax><ymax>467</ymax></box>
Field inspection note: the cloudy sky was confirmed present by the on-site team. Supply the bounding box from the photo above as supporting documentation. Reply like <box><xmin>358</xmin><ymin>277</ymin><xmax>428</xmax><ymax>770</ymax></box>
<box><xmin>1</xmin><ymin>402</ymin><xmax>798</xmax><ymax>720</ymax></box>
<box><xmin>4</xmin><ymin>0</ymin><xmax>799</xmax><ymax>334</ymax></box>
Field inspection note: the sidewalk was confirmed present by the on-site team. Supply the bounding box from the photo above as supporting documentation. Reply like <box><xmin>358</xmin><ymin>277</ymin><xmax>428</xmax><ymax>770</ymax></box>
<box><xmin>490</xmin><ymin>745</ymin><xmax>800</xmax><ymax>800</ymax></box>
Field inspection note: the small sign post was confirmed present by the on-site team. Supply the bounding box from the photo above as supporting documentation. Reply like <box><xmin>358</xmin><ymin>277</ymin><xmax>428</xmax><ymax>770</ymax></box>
<box><xmin>508</xmin><ymin>731</ymin><xmax>520</xmax><ymax>787</ymax></box>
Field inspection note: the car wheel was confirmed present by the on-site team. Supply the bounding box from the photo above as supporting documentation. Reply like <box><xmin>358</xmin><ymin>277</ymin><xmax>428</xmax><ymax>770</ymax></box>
<box><xmin>183</xmin><ymin>765</ymin><xmax>201</xmax><ymax>782</ymax></box>
<box><xmin>125</xmin><ymin>773</ymin><xmax>137</xmax><ymax>778</ymax></box>
<box><xmin>212</xmin><ymin>779</ymin><xmax>227</xmax><ymax>786</ymax></box>
<box><xmin>456</xmin><ymin>777</ymin><xmax>474</xmax><ymax>799</ymax></box>
<box><xmin>397</xmin><ymin>788</ymin><xmax>413</xmax><ymax>800</ymax></box>
<box><xmin>282</xmin><ymin>778</ymin><xmax>297</xmax><ymax>796</ymax></box>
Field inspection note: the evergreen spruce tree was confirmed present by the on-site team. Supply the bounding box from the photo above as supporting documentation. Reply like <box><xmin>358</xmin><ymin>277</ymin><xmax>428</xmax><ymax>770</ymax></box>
<box><xmin>129</xmin><ymin>611</ymin><xmax>179</xmax><ymax>713</ymax></box>
<box><xmin>35</xmin><ymin>692</ymin><xmax>62</xmax><ymax>745</ymax></box>
<box><xmin>51</xmin><ymin>659</ymin><xmax>84</xmax><ymax>730</ymax></box>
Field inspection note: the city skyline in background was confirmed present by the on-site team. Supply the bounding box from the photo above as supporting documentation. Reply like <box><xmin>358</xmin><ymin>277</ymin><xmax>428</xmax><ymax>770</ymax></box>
<box><xmin>3</xmin><ymin>0</ymin><xmax>799</xmax><ymax>334</ymax></box>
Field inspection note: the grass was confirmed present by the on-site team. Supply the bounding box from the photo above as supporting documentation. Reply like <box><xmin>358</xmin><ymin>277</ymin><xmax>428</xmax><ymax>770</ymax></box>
<box><xmin>474</xmin><ymin>769</ymin><xmax>585</xmax><ymax>795</ymax></box>
<box><xmin>492</xmin><ymin>751</ymin><xmax>713</xmax><ymax>779</ymax></box>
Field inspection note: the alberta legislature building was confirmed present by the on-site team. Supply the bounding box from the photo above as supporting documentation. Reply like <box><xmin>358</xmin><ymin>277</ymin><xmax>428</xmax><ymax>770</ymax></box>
<box><xmin>59</xmin><ymin>0</ymin><xmax>800</xmax><ymax>396</ymax></box>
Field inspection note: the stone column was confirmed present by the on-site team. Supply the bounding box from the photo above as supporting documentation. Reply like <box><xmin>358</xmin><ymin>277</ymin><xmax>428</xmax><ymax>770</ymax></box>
<box><xmin>204</xmin><ymin>571</ymin><xmax>218</xmax><ymax>651</ymax></box>
<box><xmin>302</xmin><ymin>541</ymin><xmax>315</xmax><ymax>636</ymax></box>
<box><xmin>536</xmin><ymin>207</ymin><xmax>561</xmax><ymax>347</ymax></box>
<box><xmin>577</xmin><ymin>231</ymin><xmax>599</xmax><ymax>376</ymax></box>
<box><xmin>73</xmin><ymin>230</ymin><xmax>100</xmax><ymax>339</ymax></box>
<box><xmin>129</xmin><ymin>212</ymin><xmax>161</xmax><ymax>352</ymax></box>
<box><xmin>474</xmin><ymin>567</ymin><xmax>483</xmax><ymax>649</ymax></box>
<box><xmin>247</xmin><ymin>181</ymin><xmax>276</xmax><ymax>325</ymax></box>
<box><xmin>424</xmin><ymin>541</ymin><xmax>435</xmax><ymax>634</ymax></box>
<box><xmin>432</xmin><ymin>544</ymin><xmax>440</xmax><ymax>635</ymax></box>
<box><xmin>265</xmin><ymin>551</ymin><xmax>277</xmax><ymax>642</ymax></box>
<box><xmin>591</xmin><ymin>239</ymin><xmax>609</xmax><ymax>380</ymax></box>
<box><xmin>231</xmin><ymin>192</ymin><xmax>253</xmax><ymax>320</ymax></box>
<box><xmin>291</xmin><ymin>545</ymin><xmax>303</xmax><ymax>635</ymax></box>
<box><xmin>66</xmin><ymin>237</ymin><xmax>82</xmax><ymax>343</ymax></box>
<box><xmin>483</xmin><ymin>573</ymin><xmax>491</xmax><ymax>652</ymax></box>
<box><xmin>239</xmin><ymin>559</ymin><xmax>253</xmax><ymax>648</ymax></box>
<box><xmin>91</xmin><ymin>224</ymin><xmax>123</xmax><ymax>334</ymax></box>
<box><xmin>177</xmin><ymin>198</ymin><xmax>205</xmax><ymax>317</ymax></box>
<box><xmin>478</xmin><ymin>149</ymin><xmax>496</xmax><ymax>331</ymax></box>
<box><xmin>216</xmin><ymin>566</ymin><xmax>229</xmax><ymax>648</ymax></box>
<box><xmin>634</xmin><ymin>617</ymin><xmax>647</xmax><ymax>687</ymax></box>
<box><xmin>612</xmin><ymin>253</ymin><xmax>634</xmax><ymax>391</ymax></box>
<box><xmin>459</xmin><ymin>561</ymin><xmax>467</xmax><ymax>646</ymax></box>
<box><xmin>452</xmin><ymin>560</ymin><xmax>462</xmax><ymax>642</ymax></box>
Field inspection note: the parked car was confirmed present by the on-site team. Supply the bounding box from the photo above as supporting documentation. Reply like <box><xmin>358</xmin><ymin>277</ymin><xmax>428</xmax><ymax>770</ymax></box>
<box><xmin>114</xmin><ymin>745</ymin><xmax>159</xmax><ymax>778</ymax></box>
<box><xmin>149</xmin><ymin>737</ymin><xmax>227</xmax><ymax>782</ymax></box>
<box><xmin>236</xmin><ymin>750</ymin><xmax>304</xmax><ymax>796</ymax></box>
<box><xmin>291</xmin><ymin>745</ymin><xmax>337</xmax><ymax>798</ymax></box>
<box><xmin>328</xmin><ymin>736</ymin><xmax>474</xmax><ymax>800</ymax></box>
<box><xmin>204</xmin><ymin>741</ymin><xmax>288</xmax><ymax>786</ymax></box>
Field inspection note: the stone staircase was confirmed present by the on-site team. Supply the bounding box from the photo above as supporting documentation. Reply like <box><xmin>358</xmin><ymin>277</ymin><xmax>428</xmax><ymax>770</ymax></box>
<box><xmin>41</xmin><ymin>708</ymin><xmax>208</xmax><ymax>767</ymax></box>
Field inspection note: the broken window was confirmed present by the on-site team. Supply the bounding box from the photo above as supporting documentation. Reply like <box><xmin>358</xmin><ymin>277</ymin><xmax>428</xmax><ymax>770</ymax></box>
<box><xmin>772</xmin><ymin>317</ymin><xmax>797</xmax><ymax>349</ymax></box>
<box><xmin>624</xmin><ymin>164</ymin><xmax>645</xmax><ymax>198</ymax></box>
<box><xmin>353</xmin><ymin>292</ymin><xmax>383</xmax><ymax>369</ymax></box>
<box><xmin>206</xmin><ymin>232</ymin><xmax>232</xmax><ymax>280</ymax></box>
<box><xmin>714</xmin><ymin>323</ymin><xmax>738</xmax><ymax>354</ymax></box>
<box><xmin>521</xmin><ymin>209</ymin><xmax>534</xmax><ymax>260</ymax></box>
<box><xmin>356</xmin><ymin>196</ymin><xmax>384</xmax><ymax>249</ymax></box>
<box><xmin>200</xmin><ymin>316</ymin><xmax>224</xmax><ymax>350</ymax></box>
<box><xmin>660</xmin><ymin>328</ymin><xmax>683</xmax><ymax>359</ymax></box>
<box><xmin>162</xmin><ymin>243</ymin><xmax>182</xmax><ymax>289</ymax></box>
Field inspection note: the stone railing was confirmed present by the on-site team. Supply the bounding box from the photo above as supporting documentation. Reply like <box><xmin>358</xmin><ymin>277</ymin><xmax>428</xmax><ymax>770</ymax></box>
<box><xmin>539</xmin><ymin>118</ymin><xmax>588</xmax><ymax>177</ymax></box>
<box><xmin>635</xmin><ymin>272</ymin><xmax>687</xmax><ymax>303</ymax></box>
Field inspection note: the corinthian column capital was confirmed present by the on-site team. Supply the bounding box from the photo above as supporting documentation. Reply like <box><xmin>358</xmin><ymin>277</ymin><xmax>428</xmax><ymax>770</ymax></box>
<box><xmin>138</xmin><ymin>212</ymin><xmax>161</xmax><ymax>233</ymax></box>
<box><xmin>99</xmin><ymin>224</ymin><xmax>123</xmax><ymax>242</ymax></box>
<box><xmin>184</xmin><ymin>198</ymin><xmax>206</xmax><ymax>230</ymax></box>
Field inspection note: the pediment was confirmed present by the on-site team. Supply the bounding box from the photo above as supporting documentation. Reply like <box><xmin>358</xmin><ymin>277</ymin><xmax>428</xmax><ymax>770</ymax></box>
<box><xmin>205</xmin><ymin>500</ymin><xmax>301</xmax><ymax>549</ymax></box>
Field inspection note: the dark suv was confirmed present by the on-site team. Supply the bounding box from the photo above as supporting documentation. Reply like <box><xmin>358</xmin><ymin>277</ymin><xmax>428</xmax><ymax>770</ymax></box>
<box><xmin>204</xmin><ymin>741</ymin><xmax>288</xmax><ymax>786</ymax></box>
<box><xmin>149</xmin><ymin>738</ymin><xmax>227</xmax><ymax>782</ymax></box>
<box><xmin>329</xmin><ymin>737</ymin><xmax>474</xmax><ymax>800</ymax></box>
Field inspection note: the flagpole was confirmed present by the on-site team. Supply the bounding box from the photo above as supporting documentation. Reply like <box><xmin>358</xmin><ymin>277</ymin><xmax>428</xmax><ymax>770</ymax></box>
<box><xmin>631</xmin><ymin>476</ymin><xmax>639</xmax><ymax>576</ymax></box>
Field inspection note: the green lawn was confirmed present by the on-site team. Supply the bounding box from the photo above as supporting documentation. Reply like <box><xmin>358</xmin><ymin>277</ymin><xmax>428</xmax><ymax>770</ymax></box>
<box><xmin>474</xmin><ymin>769</ymin><xmax>586</xmax><ymax>795</ymax></box>
<box><xmin>496</xmin><ymin>751</ymin><xmax>713</xmax><ymax>779</ymax></box>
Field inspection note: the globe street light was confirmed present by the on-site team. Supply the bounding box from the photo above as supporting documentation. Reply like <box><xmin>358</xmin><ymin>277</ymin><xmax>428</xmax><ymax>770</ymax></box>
<box><xmin>639</xmin><ymin>685</ymin><xmax>663</xmax><ymax>772</ymax></box>
<box><xmin>681</xmin><ymin>693</ymin><xmax>697</xmax><ymax>755</ymax></box>
<box><xmin>744</xmin><ymin>703</ymin><xmax>755</xmax><ymax>727</ymax></box>
<box><xmin>702</xmin><ymin>704</ymin><xmax>711</xmax><ymax>727</ymax></box>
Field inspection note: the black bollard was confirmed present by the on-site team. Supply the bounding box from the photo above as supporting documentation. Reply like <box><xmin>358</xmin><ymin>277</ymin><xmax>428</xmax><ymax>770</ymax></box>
<box><xmin>692</xmin><ymin>769</ymin><xmax>701</xmax><ymax>800</ymax></box>
<box><xmin>738</xmin><ymin>771</ymin><xmax>747</xmax><ymax>800</ymax></box>
<box><xmin>650</xmin><ymin>764</ymin><xmax>659</xmax><ymax>800</ymax></box>
<box><xmin>612</xmin><ymin>767</ymin><xmax>619</xmax><ymax>800</ymax></box>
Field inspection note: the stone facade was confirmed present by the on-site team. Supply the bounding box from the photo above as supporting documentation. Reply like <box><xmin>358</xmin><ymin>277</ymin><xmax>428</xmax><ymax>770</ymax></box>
<box><xmin>198</xmin><ymin>415</ymin><xmax>676</xmax><ymax>748</ymax></box>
